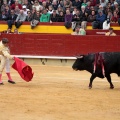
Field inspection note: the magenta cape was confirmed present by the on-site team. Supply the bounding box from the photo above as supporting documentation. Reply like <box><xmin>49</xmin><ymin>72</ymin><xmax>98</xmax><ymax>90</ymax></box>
<box><xmin>12</xmin><ymin>57</ymin><xmax>34</xmax><ymax>82</ymax></box>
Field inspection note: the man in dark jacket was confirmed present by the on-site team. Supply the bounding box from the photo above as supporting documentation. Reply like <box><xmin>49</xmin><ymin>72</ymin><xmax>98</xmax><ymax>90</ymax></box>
<box><xmin>50</xmin><ymin>10</ymin><xmax>59</xmax><ymax>23</ymax></box>
<box><xmin>7</xmin><ymin>9</ymin><xmax>18</xmax><ymax>29</ymax></box>
<box><xmin>0</xmin><ymin>10</ymin><xmax>8</xmax><ymax>21</ymax></box>
<box><xmin>92</xmin><ymin>9</ymin><xmax>106</xmax><ymax>29</ymax></box>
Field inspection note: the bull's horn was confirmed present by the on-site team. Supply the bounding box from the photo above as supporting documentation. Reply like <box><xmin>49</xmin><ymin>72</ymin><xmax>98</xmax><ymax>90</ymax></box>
<box><xmin>77</xmin><ymin>56</ymin><xmax>84</xmax><ymax>59</ymax></box>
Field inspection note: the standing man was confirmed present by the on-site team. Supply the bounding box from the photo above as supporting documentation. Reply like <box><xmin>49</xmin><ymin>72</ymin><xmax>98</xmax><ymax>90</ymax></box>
<box><xmin>105</xmin><ymin>28</ymin><xmax>117</xmax><ymax>36</ymax></box>
<box><xmin>0</xmin><ymin>38</ymin><xmax>15</xmax><ymax>85</ymax></box>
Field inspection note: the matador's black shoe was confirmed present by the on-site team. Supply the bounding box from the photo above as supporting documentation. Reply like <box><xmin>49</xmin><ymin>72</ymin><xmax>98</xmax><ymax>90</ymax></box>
<box><xmin>8</xmin><ymin>80</ymin><xmax>16</xmax><ymax>84</ymax></box>
<box><xmin>0</xmin><ymin>82</ymin><xmax>4</xmax><ymax>85</ymax></box>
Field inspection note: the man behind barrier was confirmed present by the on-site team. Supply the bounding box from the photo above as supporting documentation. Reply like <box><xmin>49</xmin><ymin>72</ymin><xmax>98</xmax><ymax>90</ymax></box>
<box><xmin>105</xmin><ymin>28</ymin><xmax>117</xmax><ymax>36</ymax></box>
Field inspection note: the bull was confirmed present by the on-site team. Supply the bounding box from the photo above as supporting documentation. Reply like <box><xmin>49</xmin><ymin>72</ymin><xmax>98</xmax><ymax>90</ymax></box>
<box><xmin>72</xmin><ymin>52</ymin><xmax>120</xmax><ymax>89</ymax></box>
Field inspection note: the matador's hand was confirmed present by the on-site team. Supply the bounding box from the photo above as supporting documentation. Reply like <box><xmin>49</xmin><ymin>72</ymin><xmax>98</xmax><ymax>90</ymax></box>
<box><xmin>12</xmin><ymin>56</ymin><xmax>15</xmax><ymax>60</ymax></box>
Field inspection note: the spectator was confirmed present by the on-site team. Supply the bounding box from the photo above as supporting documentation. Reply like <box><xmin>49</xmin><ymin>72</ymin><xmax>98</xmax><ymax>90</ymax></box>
<box><xmin>50</xmin><ymin>10</ymin><xmax>59</xmax><ymax>23</ymax></box>
<box><xmin>22</xmin><ymin>5</ymin><xmax>28</xmax><ymax>15</ymax></box>
<box><xmin>104</xmin><ymin>6</ymin><xmax>112</xmax><ymax>15</ymax></box>
<box><xmin>15</xmin><ymin>10</ymin><xmax>26</xmax><ymax>28</ymax></box>
<box><xmin>98</xmin><ymin>5</ymin><xmax>105</xmax><ymax>14</ymax></box>
<box><xmin>14</xmin><ymin>5</ymin><xmax>20</xmax><ymax>15</ymax></box>
<box><xmin>90</xmin><ymin>6</ymin><xmax>97</xmax><ymax>13</ymax></box>
<box><xmin>81</xmin><ymin>11</ymin><xmax>89</xmax><ymax>29</ymax></box>
<box><xmin>72</xmin><ymin>0</ymin><xmax>82</xmax><ymax>10</ymax></box>
<box><xmin>38</xmin><ymin>0</ymin><xmax>43</xmax><ymax>5</ymax></box>
<box><xmin>17</xmin><ymin>0</ymin><xmax>23</xmax><ymax>4</ymax></box>
<box><xmin>48</xmin><ymin>5</ymin><xmax>54</xmax><ymax>14</ymax></box>
<box><xmin>89</xmin><ymin>0</ymin><xmax>99</xmax><ymax>7</ymax></box>
<box><xmin>65</xmin><ymin>7</ymin><xmax>71</xmax><ymax>13</ymax></box>
<box><xmin>1</xmin><ymin>1</ymin><xmax>8</xmax><ymax>13</ymax></box>
<box><xmin>72</xmin><ymin>6</ymin><xmax>77</xmax><ymax>15</ymax></box>
<box><xmin>58</xmin><ymin>11</ymin><xmax>64</xmax><ymax>22</ymax></box>
<box><xmin>46</xmin><ymin>0</ymin><xmax>52</xmax><ymax>7</ymax></box>
<box><xmin>31</xmin><ymin>6</ymin><xmax>37</xmax><ymax>15</ymax></box>
<box><xmin>103</xmin><ymin>18</ymin><xmax>110</xmax><ymax>30</ymax></box>
<box><xmin>66</xmin><ymin>0</ymin><xmax>72</xmax><ymax>9</ymax></box>
<box><xmin>110</xmin><ymin>0</ymin><xmax>115</xmax><ymax>11</ymax></box>
<box><xmin>87</xmin><ymin>10</ymin><xmax>96</xmax><ymax>22</ymax></box>
<box><xmin>8</xmin><ymin>0</ymin><xmax>15</xmax><ymax>6</ymax></box>
<box><xmin>64</xmin><ymin>9</ymin><xmax>72</xmax><ymax>29</ymax></box>
<box><xmin>100</xmin><ymin>0</ymin><xmax>108</xmax><ymax>8</ymax></box>
<box><xmin>57</xmin><ymin>6</ymin><xmax>63</xmax><ymax>15</ymax></box>
<box><xmin>107</xmin><ymin>2</ymin><xmax>112</xmax><ymax>9</ymax></box>
<box><xmin>0</xmin><ymin>11</ymin><xmax>8</xmax><ymax>21</ymax></box>
<box><xmin>26</xmin><ymin>10</ymin><xmax>32</xmax><ymax>21</ymax></box>
<box><xmin>0</xmin><ymin>0</ymin><xmax>3</xmax><ymax>14</ymax></box>
<box><xmin>7</xmin><ymin>9</ymin><xmax>18</xmax><ymax>29</ymax></box>
<box><xmin>79</xmin><ymin>6</ymin><xmax>87</xmax><ymax>28</ymax></box>
<box><xmin>11</xmin><ymin>0</ymin><xmax>22</xmax><ymax>10</ymax></box>
<box><xmin>29</xmin><ymin>0</ymin><xmax>35</xmax><ymax>5</ymax></box>
<box><xmin>23</xmin><ymin>0</ymin><xmax>32</xmax><ymax>10</ymax></box>
<box><xmin>102</xmin><ymin>10</ymin><xmax>112</xmax><ymax>29</ymax></box>
<box><xmin>32</xmin><ymin>0</ymin><xmax>43</xmax><ymax>11</ymax></box>
<box><xmin>118</xmin><ymin>17</ymin><xmax>120</xmax><ymax>25</ymax></box>
<box><xmin>79</xmin><ymin>26</ymin><xmax>86</xmax><ymax>35</ymax></box>
<box><xmin>86</xmin><ymin>1</ymin><xmax>92</xmax><ymax>15</ymax></box>
<box><xmin>105</xmin><ymin>27</ymin><xmax>116</xmax><ymax>36</ymax></box>
<box><xmin>13</xmin><ymin>28</ymin><xmax>20</xmax><ymax>34</ymax></box>
<box><xmin>116</xmin><ymin>0</ymin><xmax>120</xmax><ymax>5</ymax></box>
<box><xmin>92</xmin><ymin>9</ymin><xmax>106</xmax><ymax>29</ymax></box>
<box><xmin>62</xmin><ymin>0</ymin><xmax>69</xmax><ymax>12</ymax></box>
<box><xmin>5</xmin><ymin>5</ymin><xmax>11</xmax><ymax>16</ymax></box>
<box><xmin>6</xmin><ymin>28</ymin><xmax>12</xmax><ymax>34</ymax></box>
<box><xmin>40</xmin><ymin>9</ymin><xmax>50</xmax><ymax>22</ymax></box>
<box><xmin>113</xmin><ymin>1</ymin><xmax>120</xmax><ymax>11</ymax></box>
<box><xmin>80</xmin><ymin>5</ymin><xmax>86</xmax><ymax>16</ymax></box>
<box><xmin>71</xmin><ymin>26</ymin><xmax>81</xmax><ymax>35</ymax></box>
<box><xmin>114</xmin><ymin>7</ymin><xmax>120</xmax><ymax>17</ymax></box>
<box><xmin>66</xmin><ymin>0</ymin><xmax>72</xmax><ymax>11</ymax></box>
<box><xmin>52</xmin><ymin>0</ymin><xmax>59</xmax><ymax>10</ymax></box>
<box><xmin>106</xmin><ymin>11</ymin><xmax>113</xmax><ymax>22</ymax></box>
<box><xmin>31</xmin><ymin>11</ymin><xmax>40</xmax><ymax>29</ymax></box>
<box><xmin>111</xmin><ymin>10</ymin><xmax>119</xmax><ymax>23</ymax></box>
<box><xmin>72</xmin><ymin>9</ymin><xmax>81</xmax><ymax>31</ymax></box>
<box><xmin>42</xmin><ymin>1</ymin><xmax>48</xmax><ymax>9</ymax></box>
<box><xmin>81</xmin><ymin>0</ymin><xmax>88</xmax><ymax>8</ymax></box>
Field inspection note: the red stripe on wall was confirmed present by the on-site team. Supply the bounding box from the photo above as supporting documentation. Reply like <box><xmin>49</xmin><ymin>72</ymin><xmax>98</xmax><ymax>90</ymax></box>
<box><xmin>0</xmin><ymin>34</ymin><xmax>120</xmax><ymax>56</ymax></box>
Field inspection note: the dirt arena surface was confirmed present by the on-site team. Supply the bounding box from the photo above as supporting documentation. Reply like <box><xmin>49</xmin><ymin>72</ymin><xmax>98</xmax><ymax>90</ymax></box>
<box><xmin>0</xmin><ymin>65</ymin><xmax>120</xmax><ymax>120</ymax></box>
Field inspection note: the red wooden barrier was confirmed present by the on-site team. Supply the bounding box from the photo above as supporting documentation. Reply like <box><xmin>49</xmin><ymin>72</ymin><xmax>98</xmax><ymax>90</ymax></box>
<box><xmin>0</xmin><ymin>34</ymin><xmax>120</xmax><ymax>56</ymax></box>
<box><xmin>0</xmin><ymin>21</ymin><xmax>119</xmax><ymax>26</ymax></box>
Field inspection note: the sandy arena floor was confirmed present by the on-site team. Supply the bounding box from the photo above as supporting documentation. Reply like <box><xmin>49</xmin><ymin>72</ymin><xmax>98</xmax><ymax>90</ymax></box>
<box><xmin>0</xmin><ymin>65</ymin><xmax>120</xmax><ymax>120</ymax></box>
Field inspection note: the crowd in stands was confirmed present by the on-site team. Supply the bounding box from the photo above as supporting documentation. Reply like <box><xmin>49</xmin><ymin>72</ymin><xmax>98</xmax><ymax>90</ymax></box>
<box><xmin>0</xmin><ymin>0</ymin><xmax>120</xmax><ymax>31</ymax></box>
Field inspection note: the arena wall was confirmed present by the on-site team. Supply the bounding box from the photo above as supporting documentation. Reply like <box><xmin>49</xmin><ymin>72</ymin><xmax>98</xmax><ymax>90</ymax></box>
<box><xmin>0</xmin><ymin>34</ymin><xmax>120</xmax><ymax>57</ymax></box>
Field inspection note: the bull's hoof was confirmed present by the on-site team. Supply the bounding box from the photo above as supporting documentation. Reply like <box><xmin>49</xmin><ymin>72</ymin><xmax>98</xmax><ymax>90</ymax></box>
<box><xmin>110</xmin><ymin>86</ymin><xmax>114</xmax><ymax>89</ymax></box>
<box><xmin>89</xmin><ymin>86</ymin><xmax>92</xmax><ymax>89</ymax></box>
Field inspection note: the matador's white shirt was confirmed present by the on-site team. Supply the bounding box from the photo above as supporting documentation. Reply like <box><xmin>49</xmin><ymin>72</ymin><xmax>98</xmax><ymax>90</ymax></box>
<box><xmin>0</xmin><ymin>41</ymin><xmax>13</xmax><ymax>59</ymax></box>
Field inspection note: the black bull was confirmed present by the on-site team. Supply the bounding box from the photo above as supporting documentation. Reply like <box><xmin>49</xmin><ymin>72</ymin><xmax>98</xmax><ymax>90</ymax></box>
<box><xmin>72</xmin><ymin>52</ymin><xmax>120</xmax><ymax>89</ymax></box>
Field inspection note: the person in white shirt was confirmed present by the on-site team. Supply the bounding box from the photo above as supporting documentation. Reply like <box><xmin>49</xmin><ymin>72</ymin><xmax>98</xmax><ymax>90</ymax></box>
<box><xmin>103</xmin><ymin>19</ymin><xmax>110</xmax><ymax>30</ymax></box>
